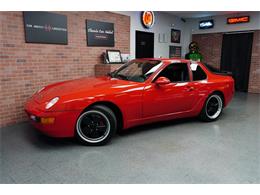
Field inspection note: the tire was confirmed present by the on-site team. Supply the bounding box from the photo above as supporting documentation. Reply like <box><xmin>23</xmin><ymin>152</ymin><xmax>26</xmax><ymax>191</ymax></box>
<box><xmin>199</xmin><ymin>93</ymin><xmax>223</xmax><ymax>122</ymax></box>
<box><xmin>75</xmin><ymin>105</ymin><xmax>117</xmax><ymax>146</ymax></box>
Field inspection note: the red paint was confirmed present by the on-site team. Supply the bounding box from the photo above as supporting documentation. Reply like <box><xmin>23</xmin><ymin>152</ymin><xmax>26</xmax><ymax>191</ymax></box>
<box><xmin>25</xmin><ymin>59</ymin><xmax>234</xmax><ymax>138</ymax></box>
<box><xmin>227</xmin><ymin>16</ymin><xmax>250</xmax><ymax>24</ymax></box>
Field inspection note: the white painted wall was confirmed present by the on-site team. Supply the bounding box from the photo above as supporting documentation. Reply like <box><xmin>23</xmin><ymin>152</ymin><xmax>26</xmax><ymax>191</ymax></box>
<box><xmin>115</xmin><ymin>11</ymin><xmax>259</xmax><ymax>60</ymax></box>
<box><xmin>187</xmin><ymin>11</ymin><xmax>260</xmax><ymax>35</ymax></box>
<box><xmin>116</xmin><ymin>11</ymin><xmax>191</xmax><ymax>59</ymax></box>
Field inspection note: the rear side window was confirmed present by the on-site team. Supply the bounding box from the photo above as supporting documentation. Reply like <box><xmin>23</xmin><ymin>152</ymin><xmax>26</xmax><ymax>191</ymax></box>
<box><xmin>192</xmin><ymin>65</ymin><xmax>207</xmax><ymax>81</ymax></box>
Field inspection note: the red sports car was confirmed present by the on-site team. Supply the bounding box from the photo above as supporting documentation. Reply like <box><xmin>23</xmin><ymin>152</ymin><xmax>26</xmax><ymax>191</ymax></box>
<box><xmin>25</xmin><ymin>59</ymin><xmax>234</xmax><ymax>145</ymax></box>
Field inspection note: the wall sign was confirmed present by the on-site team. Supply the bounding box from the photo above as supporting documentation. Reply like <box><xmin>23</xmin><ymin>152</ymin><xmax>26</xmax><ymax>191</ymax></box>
<box><xmin>141</xmin><ymin>11</ymin><xmax>155</xmax><ymax>29</ymax></box>
<box><xmin>199</xmin><ymin>19</ymin><xmax>214</xmax><ymax>29</ymax></box>
<box><xmin>23</xmin><ymin>12</ymin><xmax>68</xmax><ymax>44</ymax></box>
<box><xmin>227</xmin><ymin>16</ymin><xmax>250</xmax><ymax>24</ymax></box>
<box><xmin>86</xmin><ymin>20</ymin><xmax>114</xmax><ymax>47</ymax></box>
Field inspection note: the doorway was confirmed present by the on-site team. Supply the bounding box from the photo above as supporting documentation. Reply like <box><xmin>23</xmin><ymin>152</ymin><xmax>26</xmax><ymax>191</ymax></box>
<box><xmin>136</xmin><ymin>31</ymin><xmax>154</xmax><ymax>58</ymax></box>
<box><xmin>220</xmin><ymin>32</ymin><xmax>253</xmax><ymax>92</ymax></box>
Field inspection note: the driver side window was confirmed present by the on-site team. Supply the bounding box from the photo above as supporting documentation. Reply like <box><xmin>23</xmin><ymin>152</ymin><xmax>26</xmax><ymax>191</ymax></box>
<box><xmin>156</xmin><ymin>63</ymin><xmax>190</xmax><ymax>82</ymax></box>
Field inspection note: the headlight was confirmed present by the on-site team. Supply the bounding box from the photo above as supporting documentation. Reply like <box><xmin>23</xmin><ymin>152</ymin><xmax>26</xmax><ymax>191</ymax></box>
<box><xmin>45</xmin><ymin>97</ymin><xmax>59</xmax><ymax>110</ymax></box>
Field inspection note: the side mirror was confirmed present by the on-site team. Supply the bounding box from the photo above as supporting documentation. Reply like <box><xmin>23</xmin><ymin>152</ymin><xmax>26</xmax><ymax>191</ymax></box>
<box><xmin>155</xmin><ymin>77</ymin><xmax>171</xmax><ymax>85</ymax></box>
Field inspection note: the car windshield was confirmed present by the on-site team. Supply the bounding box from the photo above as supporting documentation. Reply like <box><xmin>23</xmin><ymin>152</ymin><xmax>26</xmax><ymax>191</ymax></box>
<box><xmin>109</xmin><ymin>60</ymin><xmax>162</xmax><ymax>82</ymax></box>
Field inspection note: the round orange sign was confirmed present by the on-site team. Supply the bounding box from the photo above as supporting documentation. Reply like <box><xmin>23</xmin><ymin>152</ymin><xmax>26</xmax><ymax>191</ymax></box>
<box><xmin>142</xmin><ymin>11</ymin><xmax>154</xmax><ymax>29</ymax></box>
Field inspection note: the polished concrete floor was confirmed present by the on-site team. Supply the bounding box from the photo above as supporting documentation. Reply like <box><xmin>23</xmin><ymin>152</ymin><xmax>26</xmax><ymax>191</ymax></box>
<box><xmin>0</xmin><ymin>92</ymin><xmax>259</xmax><ymax>183</ymax></box>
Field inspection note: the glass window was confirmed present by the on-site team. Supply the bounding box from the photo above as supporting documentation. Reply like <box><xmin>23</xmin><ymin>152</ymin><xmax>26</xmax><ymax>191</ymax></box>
<box><xmin>110</xmin><ymin>60</ymin><xmax>162</xmax><ymax>82</ymax></box>
<box><xmin>192</xmin><ymin>65</ymin><xmax>207</xmax><ymax>81</ymax></box>
<box><xmin>156</xmin><ymin>63</ymin><xmax>190</xmax><ymax>82</ymax></box>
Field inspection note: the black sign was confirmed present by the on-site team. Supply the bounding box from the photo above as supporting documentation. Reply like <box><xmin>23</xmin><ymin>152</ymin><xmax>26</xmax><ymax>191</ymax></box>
<box><xmin>86</xmin><ymin>20</ymin><xmax>114</xmax><ymax>47</ymax></box>
<box><xmin>23</xmin><ymin>12</ymin><xmax>68</xmax><ymax>44</ymax></box>
<box><xmin>199</xmin><ymin>19</ymin><xmax>214</xmax><ymax>29</ymax></box>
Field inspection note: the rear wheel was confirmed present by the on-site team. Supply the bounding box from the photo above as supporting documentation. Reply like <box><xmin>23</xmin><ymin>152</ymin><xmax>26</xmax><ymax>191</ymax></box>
<box><xmin>199</xmin><ymin>93</ymin><xmax>223</xmax><ymax>122</ymax></box>
<box><xmin>76</xmin><ymin>105</ymin><xmax>117</xmax><ymax>146</ymax></box>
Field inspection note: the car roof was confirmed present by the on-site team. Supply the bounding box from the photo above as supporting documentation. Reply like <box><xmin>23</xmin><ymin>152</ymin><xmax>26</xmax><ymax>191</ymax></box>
<box><xmin>137</xmin><ymin>58</ymin><xmax>192</xmax><ymax>64</ymax></box>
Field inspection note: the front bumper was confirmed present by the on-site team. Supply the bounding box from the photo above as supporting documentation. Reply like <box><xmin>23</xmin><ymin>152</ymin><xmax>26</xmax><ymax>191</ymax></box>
<box><xmin>25</xmin><ymin>100</ymin><xmax>81</xmax><ymax>138</ymax></box>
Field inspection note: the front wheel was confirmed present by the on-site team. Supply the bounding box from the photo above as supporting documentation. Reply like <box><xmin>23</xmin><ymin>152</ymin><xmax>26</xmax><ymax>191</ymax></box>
<box><xmin>75</xmin><ymin>105</ymin><xmax>117</xmax><ymax>146</ymax></box>
<box><xmin>199</xmin><ymin>93</ymin><xmax>223</xmax><ymax>122</ymax></box>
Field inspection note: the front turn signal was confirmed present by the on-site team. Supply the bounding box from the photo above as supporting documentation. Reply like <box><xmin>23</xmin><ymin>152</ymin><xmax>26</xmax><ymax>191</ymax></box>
<box><xmin>41</xmin><ymin>117</ymin><xmax>55</xmax><ymax>124</ymax></box>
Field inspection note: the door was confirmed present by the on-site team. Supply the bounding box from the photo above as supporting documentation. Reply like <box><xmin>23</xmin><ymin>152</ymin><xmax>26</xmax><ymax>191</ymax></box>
<box><xmin>220</xmin><ymin>32</ymin><xmax>253</xmax><ymax>92</ymax></box>
<box><xmin>136</xmin><ymin>31</ymin><xmax>154</xmax><ymax>58</ymax></box>
<box><xmin>143</xmin><ymin>63</ymin><xmax>197</xmax><ymax>117</ymax></box>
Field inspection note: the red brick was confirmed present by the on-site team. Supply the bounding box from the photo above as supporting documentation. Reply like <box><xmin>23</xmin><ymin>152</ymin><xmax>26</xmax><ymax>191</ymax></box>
<box><xmin>0</xmin><ymin>11</ymin><xmax>130</xmax><ymax>127</ymax></box>
<box><xmin>192</xmin><ymin>31</ymin><xmax>260</xmax><ymax>94</ymax></box>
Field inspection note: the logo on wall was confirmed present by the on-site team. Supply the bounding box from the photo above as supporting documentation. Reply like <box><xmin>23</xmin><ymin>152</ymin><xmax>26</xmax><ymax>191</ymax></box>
<box><xmin>227</xmin><ymin>16</ymin><xmax>250</xmax><ymax>24</ymax></box>
<box><xmin>86</xmin><ymin>20</ymin><xmax>115</xmax><ymax>47</ymax></box>
<box><xmin>199</xmin><ymin>19</ymin><xmax>214</xmax><ymax>29</ymax></box>
<box><xmin>23</xmin><ymin>12</ymin><xmax>68</xmax><ymax>44</ymax></box>
<box><xmin>141</xmin><ymin>11</ymin><xmax>155</xmax><ymax>29</ymax></box>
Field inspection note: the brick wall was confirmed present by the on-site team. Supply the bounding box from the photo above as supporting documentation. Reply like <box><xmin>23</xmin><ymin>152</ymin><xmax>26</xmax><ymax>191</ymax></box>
<box><xmin>192</xmin><ymin>33</ymin><xmax>223</xmax><ymax>69</ymax></box>
<box><xmin>248</xmin><ymin>31</ymin><xmax>260</xmax><ymax>93</ymax></box>
<box><xmin>192</xmin><ymin>30</ymin><xmax>260</xmax><ymax>93</ymax></box>
<box><xmin>0</xmin><ymin>11</ymin><xmax>130</xmax><ymax>127</ymax></box>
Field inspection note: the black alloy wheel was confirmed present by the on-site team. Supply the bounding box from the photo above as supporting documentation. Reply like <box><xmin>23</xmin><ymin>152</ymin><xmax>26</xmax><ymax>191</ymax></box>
<box><xmin>76</xmin><ymin>105</ymin><xmax>117</xmax><ymax>146</ymax></box>
<box><xmin>199</xmin><ymin>93</ymin><xmax>223</xmax><ymax>122</ymax></box>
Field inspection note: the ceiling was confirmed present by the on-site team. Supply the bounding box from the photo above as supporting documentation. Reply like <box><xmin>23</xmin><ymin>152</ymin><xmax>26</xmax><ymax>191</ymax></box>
<box><xmin>165</xmin><ymin>11</ymin><xmax>244</xmax><ymax>19</ymax></box>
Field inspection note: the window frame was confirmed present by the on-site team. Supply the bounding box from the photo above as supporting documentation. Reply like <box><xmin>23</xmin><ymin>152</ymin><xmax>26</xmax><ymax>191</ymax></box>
<box><xmin>152</xmin><ymin>62</ymin><xmax>191</xmax><ymax>83</ymax></box>
<box><xmin>190</xmin><ymin>62</ymin><xmax>208</xmax><ymax>82</ymax></box>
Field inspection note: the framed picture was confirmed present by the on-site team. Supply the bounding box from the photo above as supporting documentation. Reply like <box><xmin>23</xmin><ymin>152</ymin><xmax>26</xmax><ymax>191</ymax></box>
<box><xmin>106</xmin><ymin>50</ymin><xmax>122</xmax><ymax>64</ymax></box>
<box><xmin>171</xmin><ymin>29</ymin><xmax>181</xmax><ymax>43</ymax></box>
<box><xmin>121</xmin><ymin>54</ymin><xmax>130</xmax><ymax>63</ymax></box>
<box><xmin>169</xmin><ymin>46</ymin><xmax>182</xmax><ymax>58</ymax></box>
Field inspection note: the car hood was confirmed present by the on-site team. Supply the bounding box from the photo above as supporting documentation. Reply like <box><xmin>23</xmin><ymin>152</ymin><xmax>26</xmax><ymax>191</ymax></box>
<box><xmin>33</xmin><ymin>76</ymin><xmax>141</xmax><ymax>103</ymax></box>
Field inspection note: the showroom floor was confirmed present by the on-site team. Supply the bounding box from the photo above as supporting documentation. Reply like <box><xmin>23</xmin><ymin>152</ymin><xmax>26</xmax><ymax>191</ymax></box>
<box><xmin>0</xmin><ymin>92</ymin><xmax>259</xmax><ymax>184</ymax></box>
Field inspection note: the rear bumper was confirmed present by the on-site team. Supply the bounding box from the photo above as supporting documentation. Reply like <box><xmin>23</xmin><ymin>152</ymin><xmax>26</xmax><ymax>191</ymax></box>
<box><xmin>25</xmin><ymin>100</ymin><xmax>81</xmax><ymax>138</ymax></box>
<box><xmin>224</xmin><ymin>79</ymin><xmax>235</xmax><ymax>107</ymax></box>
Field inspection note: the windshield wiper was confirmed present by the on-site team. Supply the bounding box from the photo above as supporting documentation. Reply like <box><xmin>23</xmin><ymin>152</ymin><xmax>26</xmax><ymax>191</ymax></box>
<box><xmin>107</xmin><ymin>72</ymin><xmax>115</xmax><ymax>78</ymax></box>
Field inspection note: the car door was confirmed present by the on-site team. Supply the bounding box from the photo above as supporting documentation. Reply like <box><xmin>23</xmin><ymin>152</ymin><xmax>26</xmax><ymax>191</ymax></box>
<box><xmin>142</xmin><ymin>62</ymin><xmax>198</xmax><ymax>118</ymax></box>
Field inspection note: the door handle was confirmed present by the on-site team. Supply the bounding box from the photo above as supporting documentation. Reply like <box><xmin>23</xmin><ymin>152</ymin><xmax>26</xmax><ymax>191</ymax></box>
<box><xmin>186</xmin><ymin>86</ymin><xmax>195</xmax><ymax>92</ymax></box>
